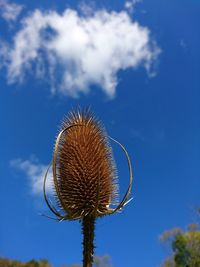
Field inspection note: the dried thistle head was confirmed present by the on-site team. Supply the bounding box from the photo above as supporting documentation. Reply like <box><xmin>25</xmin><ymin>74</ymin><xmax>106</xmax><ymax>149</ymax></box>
<box><xmin>43</xmin><ymin>108</ymin><xmax>132</xmax><ymax>221</ymax></box>
<box><xmin>55</xmin><ymin>109</ymin><xmax>118</xmax><ymax>218</ymax></box>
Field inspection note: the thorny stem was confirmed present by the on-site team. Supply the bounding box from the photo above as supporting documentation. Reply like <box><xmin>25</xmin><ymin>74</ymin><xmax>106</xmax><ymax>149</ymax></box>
<box><xmin>82</xmin><ymin>215</ymin><xmax>96</xmax><ymax>267</ymax></box>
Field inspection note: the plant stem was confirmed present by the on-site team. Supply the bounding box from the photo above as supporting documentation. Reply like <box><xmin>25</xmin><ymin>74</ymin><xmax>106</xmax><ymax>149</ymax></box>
<box><xmin>82</xmin><ymin>215</ymin><xmax>96</xmax><ymax>267</ymax></box>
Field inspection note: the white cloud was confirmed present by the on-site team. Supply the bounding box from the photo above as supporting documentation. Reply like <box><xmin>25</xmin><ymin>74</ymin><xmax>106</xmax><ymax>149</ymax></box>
<box><xmin>125</xmin><ymin>0</ymin><xmax>141</xmax><ymax>13</ymax></box>
<box><xmin>0</xmin><ymin>0</ymin><xmax>23</xmax><ymax>21</ymax></box>
<box><xmin>0</xmin><ymin>40</ymin><xmax>9</xmax><ymax>68</ymax></box>
<box><xmin>2</xmin><ymin>7</ymin><xmax>160</xmax><ymax>98</ymax></box>
<box><xmin>10</xmin><ymin>158</ymin><xmax>52</xmax><ymax>195</ymax></box>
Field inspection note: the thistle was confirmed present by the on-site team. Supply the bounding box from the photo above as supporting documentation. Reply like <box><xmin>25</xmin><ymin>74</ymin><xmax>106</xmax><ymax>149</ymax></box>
<box><xmin>43</xmin><ymin>108</ymin><xmax>132</xmax><ymax>267</ymax></box>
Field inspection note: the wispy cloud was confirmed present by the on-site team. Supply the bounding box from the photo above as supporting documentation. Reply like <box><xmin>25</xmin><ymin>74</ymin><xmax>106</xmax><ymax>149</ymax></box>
<box><xmin>0</xmin><ymin>6</ymin><xmax>160</xmax><ymax>98</ymax></box>
<box><xmin>0</xmin><ymin>0</ymin><xmax>23</xmax><ymax>21</ymax></box>
<box><xmin>125</xmin><ymin>0</ymin><xmax>141</xmax><ymax>13</ymax></box>
<box><xmin>10</xmin><ymin>157</ymin><xmax>52</xmax><ymax>195</ymax></box>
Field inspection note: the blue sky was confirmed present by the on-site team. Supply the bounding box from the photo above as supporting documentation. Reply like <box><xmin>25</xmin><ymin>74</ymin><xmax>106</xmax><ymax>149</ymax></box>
<box><xmin>0</xmin><ymin>0</ymin><xmax>200</xmax><ymax>266</ymax></box>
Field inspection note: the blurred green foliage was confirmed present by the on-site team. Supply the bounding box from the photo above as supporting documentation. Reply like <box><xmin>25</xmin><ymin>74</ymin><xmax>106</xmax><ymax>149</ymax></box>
<box><xmin>0</xmin><ymin>258</ymin><xmax>51</xmax><ymax>267</ymax></box>
<box><xmin>0</xmin><ymin>255</ymin><xmax>112</xmax><ymax>267</ymax></box>
<box><xmin>160</xmin><ymin>223</ymin><xmax>200</xmax><ymax>267</ymax></box>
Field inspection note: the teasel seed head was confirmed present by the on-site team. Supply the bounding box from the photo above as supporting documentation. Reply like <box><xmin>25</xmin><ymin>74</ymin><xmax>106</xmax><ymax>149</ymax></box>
<box><xmin>56</xmin><ymin>109</ymin><xmax>118</xmax><ymax>218</ymax></box>
<box><xmin>43</xmin><ymin>108</ymin><xmax>132</xmax><ymax>221</ymax></box>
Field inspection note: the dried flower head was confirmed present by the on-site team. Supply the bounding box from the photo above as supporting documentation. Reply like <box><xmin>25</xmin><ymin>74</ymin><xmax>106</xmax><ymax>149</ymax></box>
<box><xmin>43</xmin><ymin>108</ymin><xmax>132</xmax><ymax>267</ymax></box>
<box><xmin>56</xmin><ymin>110</ymin><xmax>118</xmax><ymax>219</ymax></box>
<box><xmin>43</xmin><ymin>108</ymin><xmax>132</xmax><ymax>221</ymax></box>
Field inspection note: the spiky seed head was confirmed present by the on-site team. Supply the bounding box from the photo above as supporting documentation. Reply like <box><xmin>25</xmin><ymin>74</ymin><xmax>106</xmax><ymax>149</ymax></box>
<box><xmin>54</xmin><ymin>109</ymin><xmax>118</xmax><ymax>219</ymax></box>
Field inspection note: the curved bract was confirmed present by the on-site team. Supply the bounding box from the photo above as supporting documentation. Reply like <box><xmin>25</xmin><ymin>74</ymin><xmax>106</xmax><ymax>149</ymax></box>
<box><xmin>43</xmin><ymin>109</ymin><xmax>132</xmax><ymax>221</ymax></box>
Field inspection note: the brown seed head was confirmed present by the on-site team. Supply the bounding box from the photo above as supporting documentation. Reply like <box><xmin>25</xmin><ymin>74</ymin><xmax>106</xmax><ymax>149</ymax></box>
<box><xmin>54</xmin><ymin>109</ymin><xmax>118</xmax><ymax>219</ymax></box>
